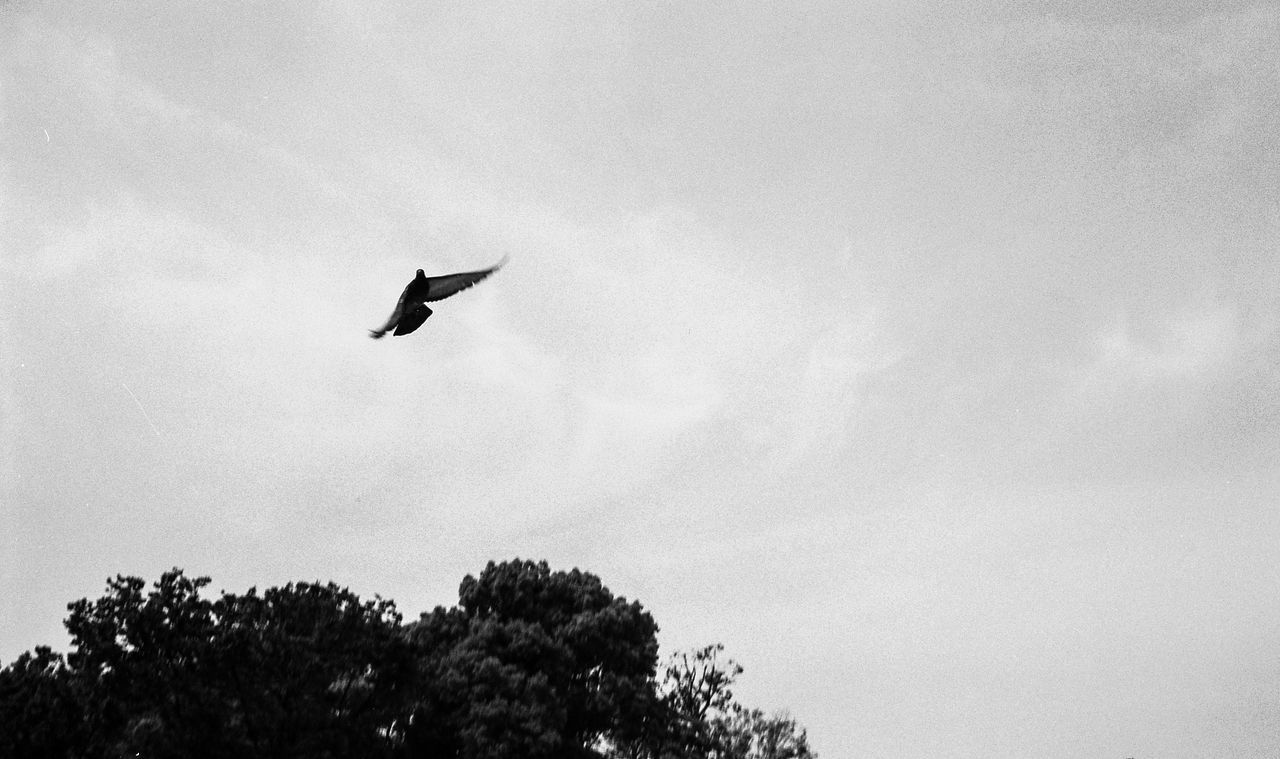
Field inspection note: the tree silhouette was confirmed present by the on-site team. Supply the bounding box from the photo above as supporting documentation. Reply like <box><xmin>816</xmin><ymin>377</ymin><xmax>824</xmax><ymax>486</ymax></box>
<box><xmin>0</xmin><ymin>561</ymin><xmax>815</xmax><ymax>759</ymax></box>
<box><xmin>404</xmin><ymin>559</ymin><xmax>660</xmax><ymax>759</ymax></box>
<box><xmin>0</xmin><ymin>646</ymin><xmax>82</xmax><ymax>758</ymax></box>
<box><xmin>4</xmin><ymin>570</ymin><xmax>411</xmax><ymax>758</ymax></box>
<box><xmin>604</xmin><ymin>645</ymin><xmax>815</xmax><ymax>759</ymax></box>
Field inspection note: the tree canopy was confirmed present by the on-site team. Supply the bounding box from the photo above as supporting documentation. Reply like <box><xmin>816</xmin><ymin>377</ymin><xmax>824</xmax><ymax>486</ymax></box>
<box><xmin>0</xmin><ymin>560</ymin><xmax>814</xmax><ymax>759</ymax></box>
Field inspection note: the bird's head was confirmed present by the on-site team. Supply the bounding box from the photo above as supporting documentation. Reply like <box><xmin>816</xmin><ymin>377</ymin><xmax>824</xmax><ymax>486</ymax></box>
<box><xmin>416</xmin><ymin>269</ymin><xmax>426</xmax><ymax>279</ymax></box>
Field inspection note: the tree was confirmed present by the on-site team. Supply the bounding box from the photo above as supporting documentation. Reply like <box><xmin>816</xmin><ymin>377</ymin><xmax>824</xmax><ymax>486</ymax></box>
<box><xmin>0</xmin><ymin>646</ymin><xmax>83</xmax><ymax>758</ymax></box>
<box><xmin>202</xmin><ymin>579</ymin><xmax>415</xmax><ymax>757</ymax></box>
<box><xmin>605</xmin><ymin>645</ymin><xmax>816</xmax><ymax>759</ymax></box>
<box><xmin>1</xmin><ymin>561</ymin><xmax>816</xmax><ymax>759</ymax></box>
<box><xmin>666</xmin><ymin>644</ymin><xmax>743</xmax><ymax>756</ymax></box>
<box><xmin>5</xmin><ymin>568</ymin><xmax>413</xmax><ymax>758</ymax></box>
<box><xmin>62</xmin><ymin>570</ymin><xmax>227</xmax><ymax>758</ymax></box>
<box><xmin>711</xmin><ymin>707</ymin><xmax>816</xmax><ymax>759</ymax></box>
<box><xmin>404</xmin><ymin>559</ymin><xmax>661</xmax><ymax>759</ymax></box>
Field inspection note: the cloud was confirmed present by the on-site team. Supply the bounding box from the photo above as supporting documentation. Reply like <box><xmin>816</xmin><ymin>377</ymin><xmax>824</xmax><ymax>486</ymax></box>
<box><xmin>8</xmin><ymin>151</ymin><xmax>903</xmax><ymax>558</ymax></box>
<box><xmin>1088</xmin><ymin>306</ymin><xmax>1246</xmax><ymax>382</ymax></box>
<box><xmin>1039</xmin><ymin>301</ymin><xmax>1280</xmax><ymax>479</ymax></box>
<box><xmin>2</xmin><ymin>12</ymin><xmax>360</xmax><ymax>262</ymax></box>
<box><xmin>427</xmin><ymin>202</ymin><xmax>900</xmax><ymax>530</ymax></box>
<box><xmin>2</xmin><ymin>12</ymin><xmax>899</xmax><ymax>549</ymax></box>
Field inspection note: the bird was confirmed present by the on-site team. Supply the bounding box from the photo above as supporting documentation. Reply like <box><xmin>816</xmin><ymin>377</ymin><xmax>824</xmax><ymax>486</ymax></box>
<box><xmin>369</xmin><ymin>256</ymin><xmax>507</xmax><ymax>339</ymax></box>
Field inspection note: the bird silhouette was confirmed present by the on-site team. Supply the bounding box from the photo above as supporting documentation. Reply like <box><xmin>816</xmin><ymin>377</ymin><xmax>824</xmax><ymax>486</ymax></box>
<box><xmin>369</xmin><ymin>256</ymin><xmax>507</xmax><ymax>339</ymax></box>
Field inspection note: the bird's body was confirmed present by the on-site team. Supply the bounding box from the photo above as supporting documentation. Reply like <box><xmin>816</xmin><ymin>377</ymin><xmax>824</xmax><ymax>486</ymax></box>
<box><xmin>369</xmin><ymin>256</ymin><xmax>507</xmax><ymax>339</ymax></box>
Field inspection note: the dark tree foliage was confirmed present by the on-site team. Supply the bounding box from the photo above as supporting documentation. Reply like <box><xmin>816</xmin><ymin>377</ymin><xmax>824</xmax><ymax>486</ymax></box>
<box><xmin>707</xmin><ymin>707</ymin><xmax>815</xmax><ymax>759</ymax></box>
<box><xmin>3</xmin><ymin>569</ymin><xmax>412</xmax><ymax>759</ymax></box>
<box><xmin>404</xmin><ymin>559</ymin><xmax>660</xmax><ymax>759</ymax></box>
<box><xmin>0</xmin><ymin>646</ymin><xmax>83</xmax><ymax>758</ymax></box>
<box><xmin>605</xmin><ymin>645</ymin><xmax>816</xmax><ymax>759</ymax></box>
<box><xmin>0</xmin><ymin>560</ymin><xmax>814</xmax><ymax>759</ymax></box>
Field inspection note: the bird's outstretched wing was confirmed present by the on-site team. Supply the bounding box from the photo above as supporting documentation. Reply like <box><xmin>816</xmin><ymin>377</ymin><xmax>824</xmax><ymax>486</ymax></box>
<box><xmin>369</xmin><ymin>284</ymin><xmax>412</xmax><ymax>339</ymax></box>
<box><xmin>424</xmin><ymin>255</ymin><xmax>508</xmax><ymax>302</ymax></box>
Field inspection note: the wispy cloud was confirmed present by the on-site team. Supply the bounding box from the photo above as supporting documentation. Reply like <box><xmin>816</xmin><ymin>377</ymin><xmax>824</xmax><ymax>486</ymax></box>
<box><xmin>1087</xmin><ymin>305</ymin><xmax>1247</xmax><ymax>383</ymax></box>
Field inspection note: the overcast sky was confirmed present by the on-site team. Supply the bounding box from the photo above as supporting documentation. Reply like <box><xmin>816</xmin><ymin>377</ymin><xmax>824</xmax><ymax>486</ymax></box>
<box><xmin>3</xmin><ymin>1</ymin><xmax>1279</xmax><ymax>757</ymax></box>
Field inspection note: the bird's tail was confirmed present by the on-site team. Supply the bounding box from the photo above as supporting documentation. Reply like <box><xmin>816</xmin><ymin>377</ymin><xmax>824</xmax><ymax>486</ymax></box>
<box><xmin>368</xmin><ymin>329</ymin><xmax>386</xmax><ymax>339</ymax></box>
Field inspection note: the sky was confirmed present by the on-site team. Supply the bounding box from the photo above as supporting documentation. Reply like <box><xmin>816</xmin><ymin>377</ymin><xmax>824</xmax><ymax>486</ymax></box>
<box><xmin>2</xmin><ymin>1</ymin><xmax>1278</xmax><ymax>756</ymax></box>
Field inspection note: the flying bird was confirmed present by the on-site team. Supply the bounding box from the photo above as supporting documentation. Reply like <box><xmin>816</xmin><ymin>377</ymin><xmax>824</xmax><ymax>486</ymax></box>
<box><xmin>369</xmin><ymin>256</ymin><xmax>507</xmax><ymax>339</ymax></box>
